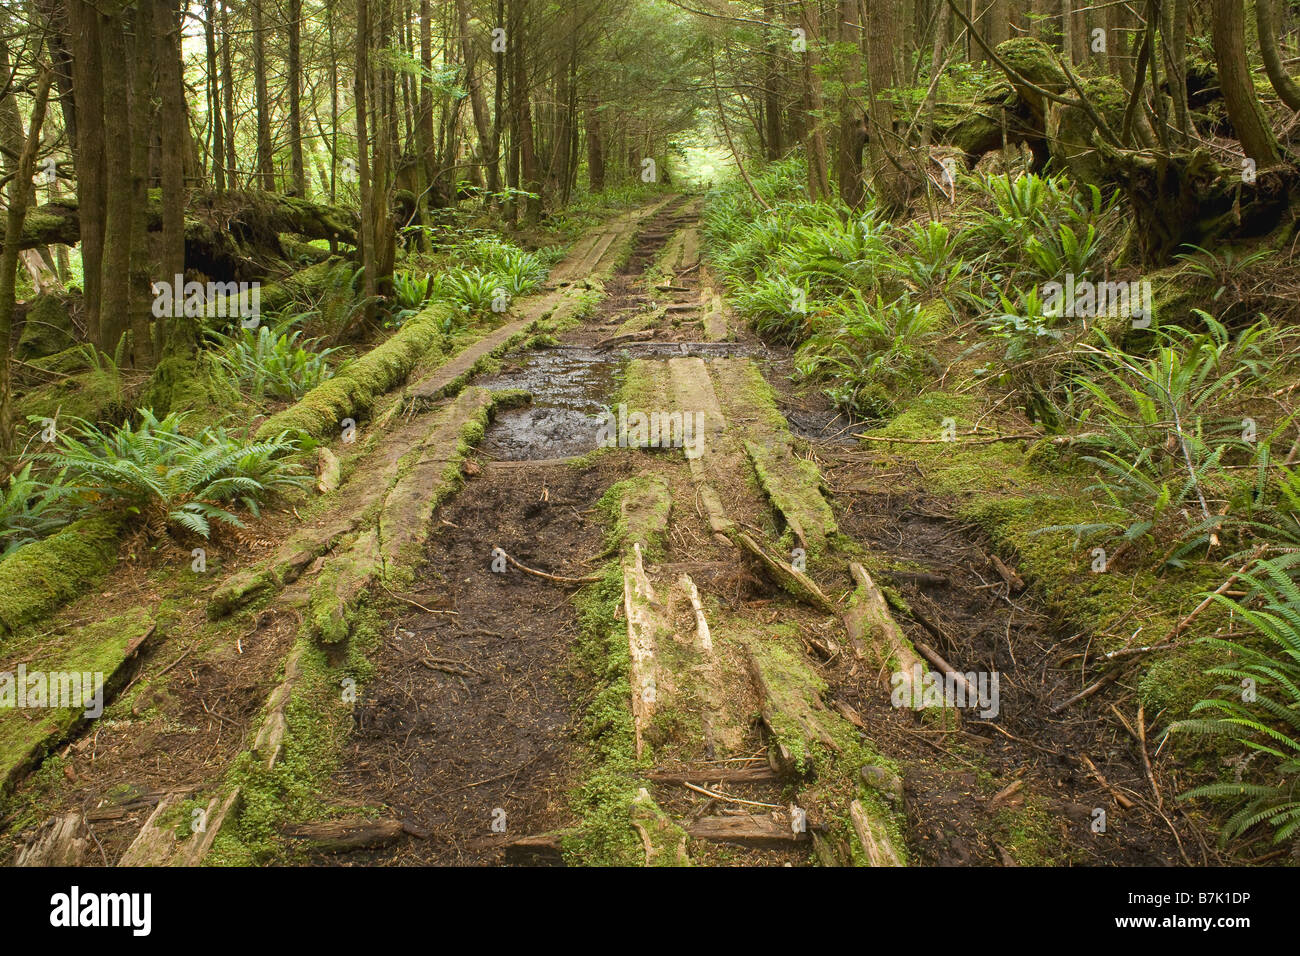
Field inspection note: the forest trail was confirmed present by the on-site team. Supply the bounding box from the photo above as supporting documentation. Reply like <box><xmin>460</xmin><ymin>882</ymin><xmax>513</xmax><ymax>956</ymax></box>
<box><xmin>275</xmin><ymin>197</ymin><xmax>1199</xmax><ymax>866</ymax></box>
<box><xmin>0</xmin><ymin>195</ymin><xmax>1210</xmax><ymax>868</ymax></box>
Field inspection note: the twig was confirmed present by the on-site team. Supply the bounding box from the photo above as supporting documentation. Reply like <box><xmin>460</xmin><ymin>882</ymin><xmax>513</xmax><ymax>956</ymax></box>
<box><xmin>496</xmin><ymin>548</ymin><xmax>602</xmax><ymax>585</ymax></box>
<box><xmin>681</xmin><ymin>781</ymin><xmax>781</xmax><ymax>810</ymax></box>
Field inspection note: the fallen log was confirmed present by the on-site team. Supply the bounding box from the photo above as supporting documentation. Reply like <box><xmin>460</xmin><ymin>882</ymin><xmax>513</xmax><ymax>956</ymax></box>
<box><xmin>280</xmin><ymin>817</ymin><xmax>407</xmax><ymax>852</ymax></box>
<box><xmin>18</xmin><ymin>190</ymin><xmax>362</xmax><ymax>282</ymax></box>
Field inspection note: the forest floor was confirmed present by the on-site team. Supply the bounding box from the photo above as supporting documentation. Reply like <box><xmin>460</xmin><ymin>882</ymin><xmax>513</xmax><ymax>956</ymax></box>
<box><xmin>1</xmin><ymin>194</ymin><xmax>1220</xmax><ymax>866</ymax></box>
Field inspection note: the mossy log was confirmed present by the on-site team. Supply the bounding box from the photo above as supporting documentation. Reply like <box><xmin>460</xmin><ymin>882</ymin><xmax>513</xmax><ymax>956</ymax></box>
<box><xmin>254</xmin><ymin>301</ymin><xmax>457</xmax><ymax>441</ymax></box>
<box><xmin>18</xmin><ymin>190</ymin><xmax>361</xmax><ymax>282</ymax></box>
<box><xmin>1098</xmin><ymin>146</ymin><xmax>1300</xmax><ymax>263</ymax></box>
<box><xmin>0</xmin><ymin>514</ymin><xmax>125</xmax><ymax>638</ymax></box>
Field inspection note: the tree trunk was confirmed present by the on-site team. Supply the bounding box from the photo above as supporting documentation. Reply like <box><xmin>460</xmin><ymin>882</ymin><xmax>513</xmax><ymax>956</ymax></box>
<box><xmin>456</xmin><ymin>0</ymin><xmax>494</xmax><ymax>192</ymax></box>
<box><xmin>128</xmin><ymin>0</ymin><xmax>155</xmax><ymax>368</ymax></box>
<box><xmin>0</xmin><ymin>71</ymin><xmax>51</xmax><ymax>448</ymax></box>
<box><xmin>253</xmin><ymin>0</ymin><xmax>275</xmax><ymax>190</ymax></box>
<box><xmin>866</xmin><ymin>0</ymin><xmax>906</xmax><ymax>209</ymax></box>
<box><xmin>798</xmin><ymin>1</ymin><xmax>830</xmax><ymax>200</ymax></box>
<box><xmin>1162</xmin><ymin>0</ymin><xmax>1190</xmax><ymax>142</ymax></box>
<box><xmin>355</xmin><ymin>0</ymin><xmax>377</xmax><ymax>300</ymax></box>
<box><xmin>155</xmin><ymin>0</ymin><xmax>190</xmax><ymax>357</ymax></box>
<box><xmin>98</xmin><ymin>11</ymin><xmax>133</xmax><ymax>358</ymax></box>
<box><xmin>1210</xmin><ymin>0</ymin><xmax>1282</xmax><ymax>165</ymax></box>
<box><xmin>288</xmin><ymin>0</ymin><xmax>306</xmax><ymax>195</ymax></box>
<box><xmin>836</xmin><ymin>0</ymin><xmax>867</xmax><ymax>209</ymax></box>
<box><xmin>1258</xmin><ymin>0</ymin><xmax>1300</xmax><ymax>111</ymax></box>
<box><xmin>66</xmin><ymin>0</ymin><xmax>107</xmax><ymax>348</ymax></box>
<box><xmin>764</xmin><ymin>0</ymin><xmax>783</xmax><ymax>160</ymax></box>
<box><xmin>587</xmin><ymin>103</ymin><xmax>605</xmax><ymax>192</ymax></box>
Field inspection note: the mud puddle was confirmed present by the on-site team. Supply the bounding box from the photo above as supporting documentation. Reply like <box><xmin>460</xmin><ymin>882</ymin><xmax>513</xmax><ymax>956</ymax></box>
<box><xmin>479</xmin><ymin>347</ymin><xmax>620</xmax><ymax>460</ymax></box>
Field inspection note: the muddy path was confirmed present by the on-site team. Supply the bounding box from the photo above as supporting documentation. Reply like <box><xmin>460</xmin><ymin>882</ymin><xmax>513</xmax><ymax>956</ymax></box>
<box><xmin>331</xmin><ymin>462</ymin><xmax>610</xmax><ymax>864</ymax></box>
<box><xmin>315</xmin><ymin>194</ymin><xmax>1204</xmax><ymax>867</ymax></box>
<box><xmin>321</xmin><ymin>198</ymin><xmax>702</xmax><ymax>863</ymax></box>
<box><xmin>817</xmin><ymin>474</ymin><xmax>1201</xmax><ymax>865</ymax></box>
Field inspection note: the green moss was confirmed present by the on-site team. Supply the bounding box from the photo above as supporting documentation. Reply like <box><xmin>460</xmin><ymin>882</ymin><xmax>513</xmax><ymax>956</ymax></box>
<box><xmin>16</xmin><ymin>295</ymin><xmax>75</xmax><ymax>359</ymax></box>
<box><xmin>208</xmin><ymin>607</ymin><xmax>381</xmax><ymax>865</ymax></box>
<box><xmin>0</xmin><ymin>607</ymin><xmax>154</xmax><ymax>794</ymax></box>
<box><xmin>255</xmin><ymin>302</ymin><xmax>459</xmax><ymax>441</ymax></box>
<box><xmin>994</xmin><ymin>792</ymin><xmax>1084</xmax><ymax>866</ymax></box>
<box><xmin>564</xmin><ymin>563</ymin><xmax>650</xmax><ymax>866</ymax></box>
<box><xmin>17</xmin><ymin>366</ymin><xmax>128</xmax><ymax>428</ymax></box>
<box><xmin>0</xmin><ymin>514</ymin><xmax>125</xmax><ymax>639</ymax></box>
<box><xmin>140</xmin><ymin>354</ymin><xmax>239</xmax><ymax>421</ymax></box>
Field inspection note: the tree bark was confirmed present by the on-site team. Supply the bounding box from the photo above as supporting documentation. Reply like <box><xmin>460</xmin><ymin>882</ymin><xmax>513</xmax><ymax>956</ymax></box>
<box><xmin>221</xmin><ymin>0</ymin><xmax>237</xmax><ymax>187</ymax></box>
<box><xmin>0</xmin><ymin>71</ymin><xmax>52</xmax><ymax>448</ymax></box>
<box><xmin>798</xmin><ymin>0</ymin><xmax>830</xmax><ymax>200</ymax></box>
<box><xmin>836</xmin><ymin>0</ymin><xmax>867</xmax><ymax>209</ymax></box>
<box><xmin>288</xmin><ymin>0</ymin><xmax>306</xmax><ymax>196</ymax></box>
<box><xmin>1258</xmin><ymin>0</ymin><xmax>1300</xmax><ymax>111</ymax></box>
<box><xmin>1210</xmin><ymin>0</ymin><xmax>1283</xmax><ymax>165</ymax></box>
<box><xmin>155</xmin><ymin>0</ymin><xmax>190</xmax><ymax>358</ymax></box>
<box><xmin>252</xmin><ymin>0</ymin><xmax>275</xmax><ymax>190</ymax></box>
<box><xmin>66</xmin><ymin>0</ymin><xmax>107</xmax><ymax>348</ymax></box>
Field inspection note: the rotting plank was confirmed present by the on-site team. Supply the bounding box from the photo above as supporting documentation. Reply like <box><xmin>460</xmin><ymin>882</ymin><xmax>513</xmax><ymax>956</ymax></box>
<box><xmin>743</xmin><ymin>641</ymin><xmax>840</xmax><ymax>776</ymax></box>
<box><xmin>666</xmin><ymin>356</ymin><xmax>741</xmax><ymax>542</ymax></box>
<box><xmin>687</xmin><ymin>814</ymin><xmax>808</xmax><ymax>846</ymax></box>
<box><xmin>849</xmin><ymin>799</ymin><xmax>904</xmax><ymax>866</ymax></box>
<box><xmin>845</xmin><ymin>562</ymin><xmax>925</xmax><ymax>706</ymax></box>
<box><xmin>630</xmin><ymin>788</ymin><xmax>690</xmax><ymax>866</ymax></box>
<box><xmin>624</xmin><ymin>543</ymin><xmax>662</xmax><ymax>759</ymax></box>
<box><xmin>14</xmin><ymin>811</ymin><xmax>88</xmax><ymax>867</ymax></box>
<box><xmin>702</xmin><ymin>291</ymin><xmax>728</xmax><ymax>342</ymax></box>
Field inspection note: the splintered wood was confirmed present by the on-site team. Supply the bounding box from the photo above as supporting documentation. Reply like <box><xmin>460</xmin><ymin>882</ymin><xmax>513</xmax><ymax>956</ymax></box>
<box><xmin>624</xmin><ymin>543</ymin><xmax>661</xmax><ymax>759</ymax></box>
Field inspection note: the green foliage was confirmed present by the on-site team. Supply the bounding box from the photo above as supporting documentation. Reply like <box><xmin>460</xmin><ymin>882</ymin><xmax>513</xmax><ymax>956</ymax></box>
<box><xmin>37</xmin><ymin>410</ymin><xmax>307</xmax><ymax>539</ymax></box>
<box><xmin>209</xmin><ymin>324</ymin><xmax>339</xmax><ymax>402</ymax></box>
<box><xmin>1042</xmin><ymin>314</ymin><xmax>1298</xmax><ymax>566</ymax></box>
<box><xmin>1171</xmin><ymin>557</ymin><xmax>1300</xmax><ymax>844</ymax></box>
<box><xmin>390</xmin><ymin>270</ymin><xmax>431</xmax><ymax>319</ymax></box>
<box><xmin>0</xmin><ymin>464</ymin><xmax>75</xmax><ymax>557</ymax></box>
<box><xmin>1174</xmin><ymin>244</ymin><xmax>1275</xmax><ymax>303</ymax></box>
<box><xmin>794</xmin><ymin>292</ymin><xmax>942</xmax><ymax>420</ymax></box>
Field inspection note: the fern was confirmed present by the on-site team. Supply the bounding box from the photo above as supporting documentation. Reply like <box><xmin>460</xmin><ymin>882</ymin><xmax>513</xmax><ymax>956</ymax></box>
<box><xmin>1170</xmin><ymin>556</ymin><xmax>1300</xmax><ymax>844</ymax></box>
<box><xmin>35</xmin><ymin>410</ymin><xmax>308</xmax><ymax>539</ymax></box>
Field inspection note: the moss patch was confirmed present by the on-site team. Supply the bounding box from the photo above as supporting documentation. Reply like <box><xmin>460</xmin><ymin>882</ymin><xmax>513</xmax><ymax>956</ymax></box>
<box><xmin>0</xmin><ymin>514</ymin><xmax>125</xmax><ymax>640</ymax></box>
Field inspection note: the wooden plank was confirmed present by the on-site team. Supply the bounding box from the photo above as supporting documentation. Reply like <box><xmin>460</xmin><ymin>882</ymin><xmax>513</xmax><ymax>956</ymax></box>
<box><xmin>687</xmin><ymin>814</ymin><xmax>809</xmax><ymax>845</ymax></box>
<box><xmin>14</xmin><ymin>811</ymin><xmax>87</xmax><ymax>867</ymax></box>
<box><xmin>845</xmin><ymin>562</ymin><xmax>925</xmax><ymax>707</ymax></box>
<box><xmin>849</xmin><ymin>799</ymin><xmax>904</xmax><ymax>866</ymax></box>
